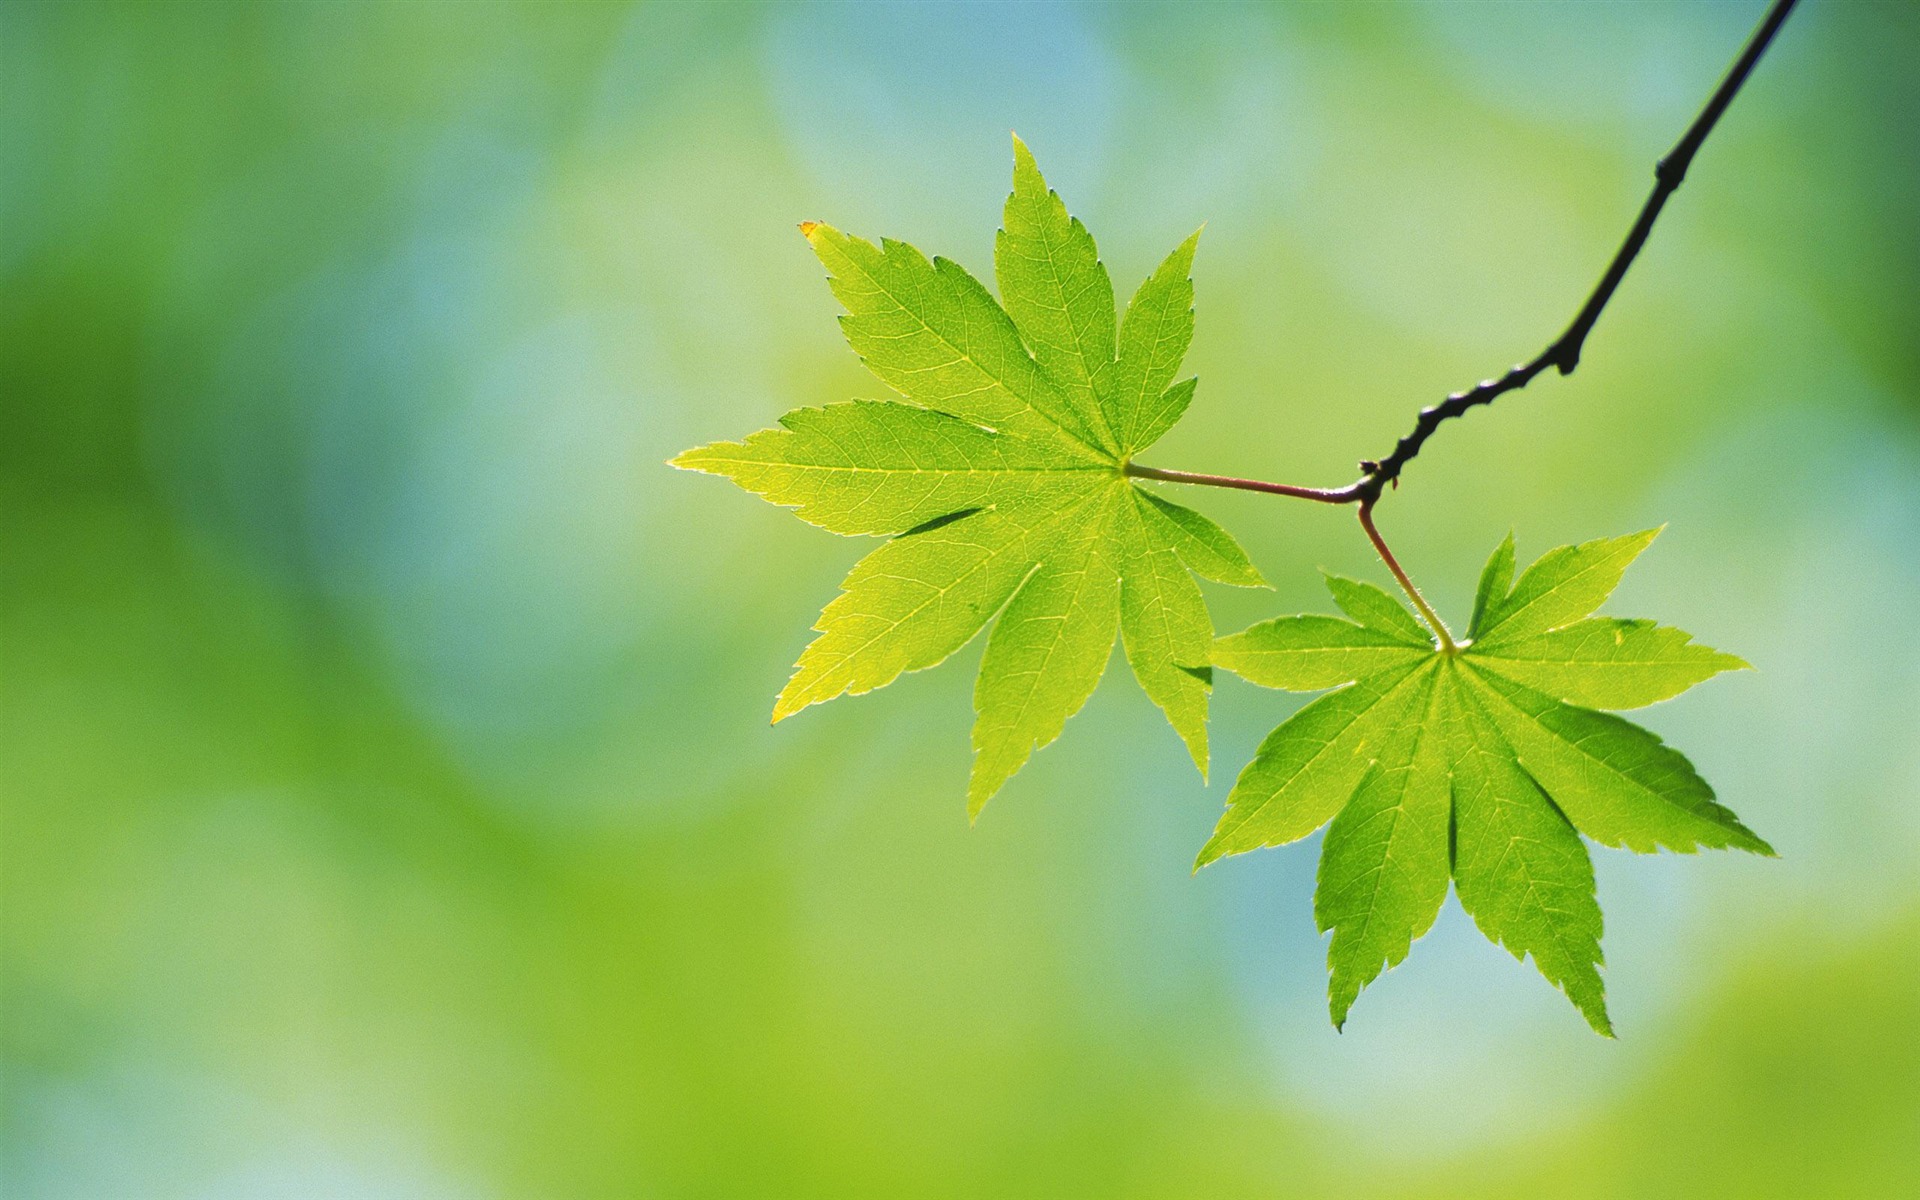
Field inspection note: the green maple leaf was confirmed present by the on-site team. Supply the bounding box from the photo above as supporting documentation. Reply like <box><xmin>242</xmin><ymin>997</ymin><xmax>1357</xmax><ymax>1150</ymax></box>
<box><xmin>674</xmin><ymin>137</ymin><xmax>1263</xmax><ymax>816</ymax></box>
<box><xmin>1206</xmin><ymin>529</ymin><xmax>1772</xmax><ymax>1035</ymax></box>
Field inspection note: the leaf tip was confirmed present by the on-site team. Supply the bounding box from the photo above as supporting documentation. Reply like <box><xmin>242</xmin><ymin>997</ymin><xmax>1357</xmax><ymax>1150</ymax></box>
<box><xmin>668</xmin><ymin>443</ymin><xmax>726</xmax><ymax>475</ymax></box>
<box><xmin>1009</xmin><ymin>133</ymin><xmax>1041</xmax><ymax>185</ymax></box>
<box><xmin>1187</xmin><ymin>743</ymin><xmax>1210</xmax><ymax>784</ymax></box>
<box><xmin>770</xmin><ymin>686</ymin><xmax>808</xmax><ymax>725</ymax></box>
<box><xmin>1583</xmin><ymin>997</ymin><xmax>1618</xmax><ymax>1037</ymax></box>
<box><xmin>798</xmin><ymin>220</ymin><xmax>823</xmax><ymax>240</ymax></box>
<box><xmin>965</xmin><ymin>762</ymin><xmax>1001</xmax><ymax>825</ymax></box>
<box><xmin>1166</xmin><ymin>228</ymin><xmax>1202</xmax><ymax>272</ymax></box>
<box><xmin>1192</xmin><ymin>837</ymin><xmax>1228</xmax><ymax>872</ymax></box>
<box><xmin>1328</xmin><ymin>997</ymin><xmax>1351</xmax><ymax>1032</ymax></box>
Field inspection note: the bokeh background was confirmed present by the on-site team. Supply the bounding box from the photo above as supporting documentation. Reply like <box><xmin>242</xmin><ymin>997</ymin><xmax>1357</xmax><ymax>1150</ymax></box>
<box><xmin>5</xmin><ymin>1</ymin><xmax>1918</xmax><ymax>1195</ymax></box>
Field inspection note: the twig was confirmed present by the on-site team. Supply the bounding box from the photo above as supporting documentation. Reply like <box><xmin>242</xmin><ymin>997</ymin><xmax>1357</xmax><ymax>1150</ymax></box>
<box><xmin>1342</xmin><ymin>0</ymin><xmax>1799</xmax><ymax>504</ymax></box>
<box><xmin>1125</xmin><ymin>0</ymin><xmax>1798</xmax><ymax>594</ymax></box>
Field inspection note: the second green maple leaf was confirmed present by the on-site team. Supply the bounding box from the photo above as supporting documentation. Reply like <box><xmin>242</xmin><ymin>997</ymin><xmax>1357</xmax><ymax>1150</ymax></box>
<box><xmin>1207</xmin><ymin>529</ymin><xmax>1773</xmax><ymax>1035</ymax></box>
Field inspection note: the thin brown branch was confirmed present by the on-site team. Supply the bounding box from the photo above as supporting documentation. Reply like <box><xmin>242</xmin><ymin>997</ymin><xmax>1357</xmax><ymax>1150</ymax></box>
<box><xmin>1345</xmin><ymin>0</ymin><xmax>1799</xmax><ymax>503</ymax></box>
<box><xmin>1127</xmin><ymin>0</ymin><xmax>1798</xmax><ymax>510</ymax></box>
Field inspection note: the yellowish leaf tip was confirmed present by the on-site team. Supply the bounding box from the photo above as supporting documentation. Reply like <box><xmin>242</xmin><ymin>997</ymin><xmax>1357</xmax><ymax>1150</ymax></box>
<box><xmin>965</xmin><ymin>771</ymin><xmax>998</xmax><ymax>825</ymax></box>
<box><xmin>798</xmin><ymin>220</ymin><xmax>822</xmax><ymax>239</ymax></box>
<box><xmin>770</xmin><ymin>685</ymin><xmax>806</xmax><ymax>724</ymax></box>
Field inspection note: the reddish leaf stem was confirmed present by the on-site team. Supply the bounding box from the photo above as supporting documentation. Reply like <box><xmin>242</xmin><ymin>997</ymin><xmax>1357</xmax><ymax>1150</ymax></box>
<box><xmin>1120</xmin><ymin>462</ymin><xmax>1348</xmax><ymax>504</ymax></box>
<box><xmin>1358</xmin><ymin>501</ymin><xmax>1455</xmax><ymax>652</ymax></box>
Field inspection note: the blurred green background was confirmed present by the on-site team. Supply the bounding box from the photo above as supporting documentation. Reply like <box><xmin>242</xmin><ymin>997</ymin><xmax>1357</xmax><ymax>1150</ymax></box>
<box><xmin>5</xmin><ymin>1</ymin><xmax>1917</xmax><ymax>1195</ymax></box>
